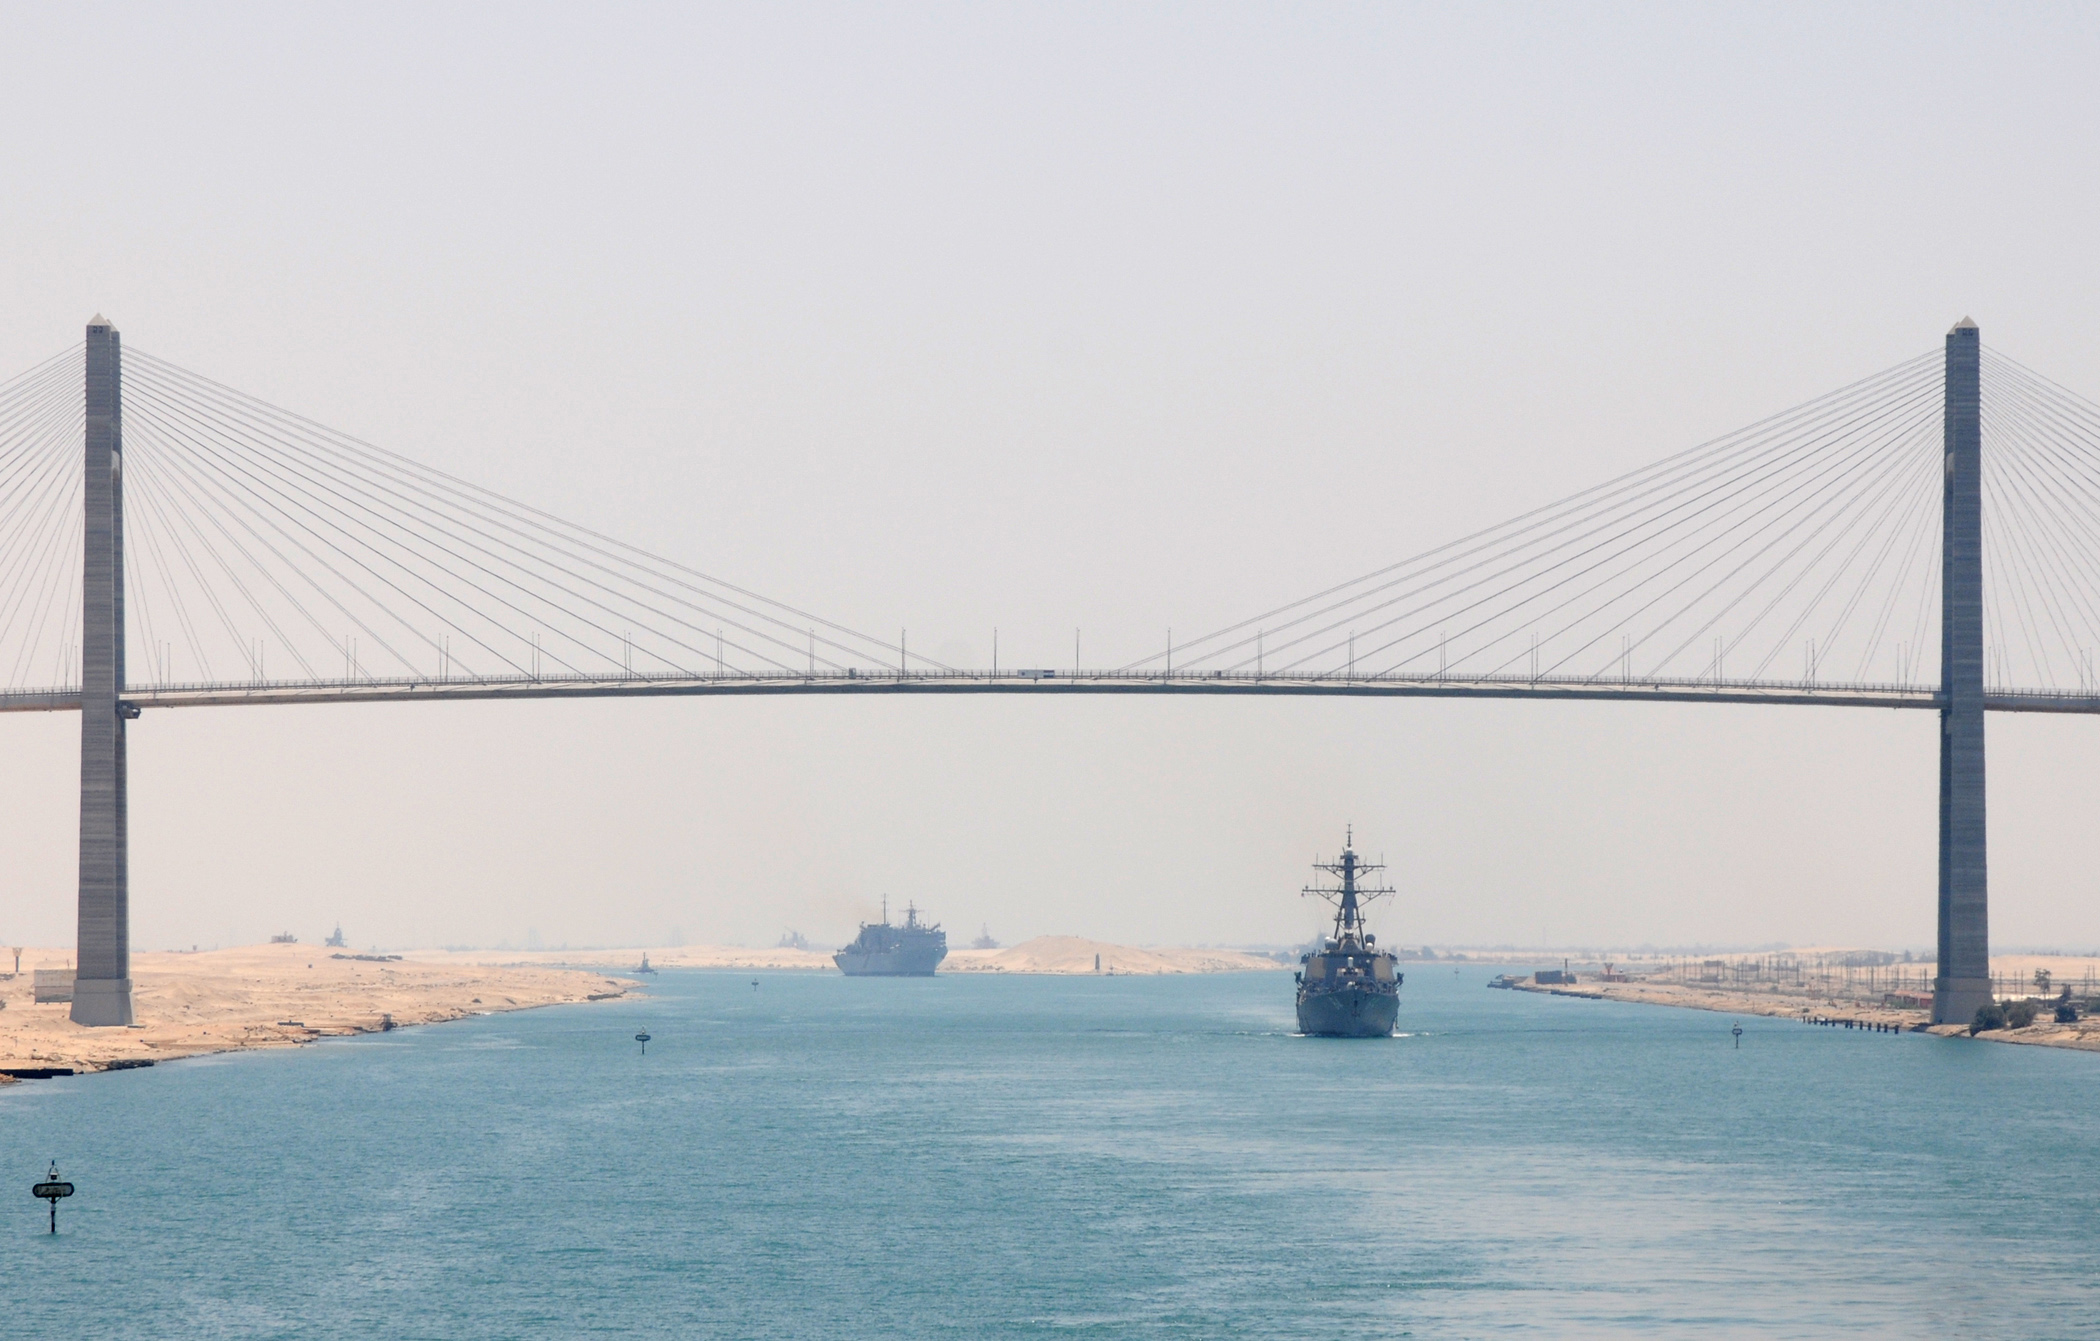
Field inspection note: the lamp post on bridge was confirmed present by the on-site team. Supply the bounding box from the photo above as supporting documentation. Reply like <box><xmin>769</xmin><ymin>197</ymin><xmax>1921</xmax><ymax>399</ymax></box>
<box><xmin>1934</xmin><ymin>318</ymin><xmax>1992</xmax><ymax>1027</ymax></box>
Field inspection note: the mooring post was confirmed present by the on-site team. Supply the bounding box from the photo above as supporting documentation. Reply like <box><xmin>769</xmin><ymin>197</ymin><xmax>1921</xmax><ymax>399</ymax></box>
<box><xmin>72</xmin><ymin>316</ymin><xmax>134</xmax><ymax>1027</ymax></box>
<box><xmin>1933</xmin><ymin>318</ymin><xmax>1991</xmax><ymax>1027</ymax></box>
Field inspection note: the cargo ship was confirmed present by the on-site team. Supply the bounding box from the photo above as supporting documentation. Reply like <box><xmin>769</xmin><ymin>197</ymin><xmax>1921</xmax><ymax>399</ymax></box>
<box><xmin>1295</xmin><ymin>829</ymin><xmax>1402</xmax><ymax>1037</ymax></box>
<box><xmin>834</xmin><ymin>899</ymin><xmax>948</xmax><ymax>976</ymax></box>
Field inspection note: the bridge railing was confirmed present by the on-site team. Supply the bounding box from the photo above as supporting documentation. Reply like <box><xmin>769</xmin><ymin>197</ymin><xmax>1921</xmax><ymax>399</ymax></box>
<box><xmin>0</xmin><ymin>666</ymin><xmax>2093</xmax><ymax>713</ymax></box>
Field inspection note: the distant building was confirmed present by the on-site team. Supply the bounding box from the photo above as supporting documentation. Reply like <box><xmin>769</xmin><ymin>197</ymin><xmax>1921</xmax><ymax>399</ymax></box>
<box><xmin>33</xmin><ymin>969</ymin><xmax>75</xmax><ymax>1003</ymax></box>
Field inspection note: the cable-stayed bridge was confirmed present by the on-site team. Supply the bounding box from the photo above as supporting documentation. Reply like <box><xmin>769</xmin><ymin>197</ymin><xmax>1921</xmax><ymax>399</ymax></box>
<box><xmin>4</xmin><ymin>317</ymin><xmax>2096</xmax><ymax>1027</ymax></box>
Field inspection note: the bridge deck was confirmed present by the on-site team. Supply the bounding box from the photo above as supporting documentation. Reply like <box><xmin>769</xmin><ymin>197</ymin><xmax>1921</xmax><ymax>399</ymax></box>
<box><xmin>1</xmin><ymin>671</ymin><xmax>2095</xmax><ymax>714</ymax></box>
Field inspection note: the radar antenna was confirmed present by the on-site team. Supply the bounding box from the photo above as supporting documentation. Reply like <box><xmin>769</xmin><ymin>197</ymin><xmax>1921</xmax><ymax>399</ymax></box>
<box><xmin>1302</xmin><ymin>828</ymin><xmax>1396</xmax><ymax>947</ymax></box>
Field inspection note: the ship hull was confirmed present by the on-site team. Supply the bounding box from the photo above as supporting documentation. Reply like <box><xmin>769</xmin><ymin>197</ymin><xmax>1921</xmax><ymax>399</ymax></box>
<box><xmin>1296</xmin><ymin>985</ymin><xmax>1399</xmax><ymax>1037</ymax></box>
<box><xmin>833</xmin><ymin>945</ymin><xmax>947</xmax><ymax>976</ymax></box>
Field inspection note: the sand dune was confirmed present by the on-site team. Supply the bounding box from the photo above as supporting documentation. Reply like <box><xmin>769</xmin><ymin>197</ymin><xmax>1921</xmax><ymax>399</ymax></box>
<box><xmin>943</xmin><ymin>936</ymin><xmax>1281</xmax><ymax>975</ymax></box>
<box><xmin>0</xmin><ymin>933</ymin><xmax>1275</xmax><ymax>1079</ymax></box>
<box><xmin>423</xmin><ymin>937</ymin><xmax>1282</xmax><ymax>976</ymax></box>
<box><xmin>420</xmin><ymin>944</ymin><xmax>834</xmax><ymax>972</ymax></box>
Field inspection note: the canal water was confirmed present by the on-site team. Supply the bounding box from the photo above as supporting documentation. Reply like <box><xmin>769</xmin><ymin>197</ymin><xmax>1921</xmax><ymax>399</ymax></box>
<box><xmin>5</xmin><ymin>967</ymin><xmax>2096</xmax><ymax>1338</ymax></box>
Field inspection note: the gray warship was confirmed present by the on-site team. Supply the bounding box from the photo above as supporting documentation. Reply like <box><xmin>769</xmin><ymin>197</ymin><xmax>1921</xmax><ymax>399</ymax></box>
<box><xmin>1295</xmin><ymin>830</ymin><xmax>1402</xmax><ymax>1037</ymax></box>
<box><xmin>834</xmin><ymin>899</ymin><xmax>948</xmax><ymax>976</ymax></box>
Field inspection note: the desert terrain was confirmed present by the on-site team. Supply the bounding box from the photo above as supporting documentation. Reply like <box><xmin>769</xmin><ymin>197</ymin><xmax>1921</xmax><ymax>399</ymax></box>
<box><xmin>0</xmin><ymin>942</ymin><xmax>631</xmax><ymax>1078</ymax></box>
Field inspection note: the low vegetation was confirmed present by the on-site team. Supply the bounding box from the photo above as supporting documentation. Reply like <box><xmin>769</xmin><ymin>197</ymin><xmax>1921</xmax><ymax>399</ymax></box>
<box><xmin>1971</xmin><ymin>1002</ymin><xmax>2008</xmax><ymax>1035</ymax></box>
<box><xmin>1972</xmin><ymin>1000</ymin><xmax>2039</xmax><ymax>1034</ymax></box>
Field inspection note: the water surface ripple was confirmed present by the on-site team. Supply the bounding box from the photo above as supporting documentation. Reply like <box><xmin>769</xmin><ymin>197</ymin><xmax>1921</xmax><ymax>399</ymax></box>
<box><xmin>6</xmin><ymin>967</ymin><xmax>2096</xmax><ymax>1338</ymax></box>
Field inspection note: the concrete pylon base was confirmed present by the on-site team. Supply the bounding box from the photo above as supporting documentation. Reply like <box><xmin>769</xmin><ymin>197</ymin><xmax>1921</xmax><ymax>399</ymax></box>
<box><xmin>69</xmin><ymin>978</ymin><xmax>135</xmax><ymax>1027</ymax></box>
<box><xmin>1932</xmin><ymin>978</ymin><xmax>1994</xmax><ymax>1028</ymax></box>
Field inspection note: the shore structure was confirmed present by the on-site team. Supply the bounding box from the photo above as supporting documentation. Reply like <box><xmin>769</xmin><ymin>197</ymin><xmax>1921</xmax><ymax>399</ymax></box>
<box><xmin>1495</xmin><ymin>948</ymin><xmax>2100</xmax><ymax>1054</ymax></box>
<box><xmin>0</xmin><ymin>943</ymin><xmax>629</xmax><ymax>1078</ymax></box>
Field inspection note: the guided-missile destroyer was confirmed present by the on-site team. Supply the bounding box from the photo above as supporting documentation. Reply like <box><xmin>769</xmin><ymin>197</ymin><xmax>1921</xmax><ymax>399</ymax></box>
<box><xmin>1295</xmin><ymin>830</ymin><xmax>1402</xmax><ymax>1037</ymax></box>
<box><xmin>834</xmin><ymin>899</ymin><xmax>948</xmax><ymax>976</ymax></box>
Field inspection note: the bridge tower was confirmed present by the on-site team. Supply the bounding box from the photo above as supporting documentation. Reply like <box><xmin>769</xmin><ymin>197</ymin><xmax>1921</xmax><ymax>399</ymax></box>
<box><xmin>72</xmin><ymin>315</ymin><xmax>133</xmax><ymax>1026</ymax></box>
<box><xmin>1934</xmin><ymin>318</ymin><xmax>1990</xmax><ymax>1026</ymax></box>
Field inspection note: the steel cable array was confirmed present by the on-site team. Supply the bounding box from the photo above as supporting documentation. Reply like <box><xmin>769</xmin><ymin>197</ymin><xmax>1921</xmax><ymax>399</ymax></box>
<box><xmin>0</xmin><ymin>345</ymin><xmax>924</xmax><ymax>692</ymax></box>
<box><xmin>0</xmin><ymin>341</ymin><xmax>2099</xmax><ymax>698</ymax></box>
<box><xmin>1151</xmin><ymin>348</ymin><xmax>2100</xmax><ymax>695</ymax></box>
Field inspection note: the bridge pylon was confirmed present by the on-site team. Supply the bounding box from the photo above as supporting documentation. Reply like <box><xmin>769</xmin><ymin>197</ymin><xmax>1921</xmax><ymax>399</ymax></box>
<box><xmin>71</xmin><ymin>315</ymin><xmax>133</xmax><ymax>1026</ymax></box>
<box><xmin>1934</xmin><ymin>318</ymin><xmax>1991</xmax><ymax>1026</ymax></box>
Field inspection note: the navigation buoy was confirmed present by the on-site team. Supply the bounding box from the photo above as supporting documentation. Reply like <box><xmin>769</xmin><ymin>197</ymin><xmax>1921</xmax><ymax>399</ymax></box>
<box><xmin>751</xmin><ymin>978</ymin><xmax>759</xmax><ymax>992</ymax></box>
<box><xmin>635</xmin><ymin>1032</ymin><xmax>651</xmax><ymax>1056</ymax></box>
<box><xmin>32</xmin><ymin>1162</ymin><xmax>74</xmax><ymax>1234</ymax></box>
<box><xmin>1731</xmin><ymin>1024</ymin><xmax>1744</xmax><ymax>1050</ymax></box>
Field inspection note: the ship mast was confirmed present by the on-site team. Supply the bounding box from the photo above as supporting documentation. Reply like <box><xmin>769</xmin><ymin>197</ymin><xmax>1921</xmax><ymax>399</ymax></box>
<box><xmin>1303</xmin><ymin>826</ymin><xmax>1394</xmax><ymax>946</ymax></box>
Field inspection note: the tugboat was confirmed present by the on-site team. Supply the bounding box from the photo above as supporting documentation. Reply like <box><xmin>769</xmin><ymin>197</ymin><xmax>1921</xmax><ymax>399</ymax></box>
<box><xmin>834</xmin><ymin>899</ymin><xmax>947</xmax><ymax>976</ymax></box>
<box><xmin>1295</xmin><ymin>829</ymin><xmax>1402</xmax><ymax>1037</ymax></box>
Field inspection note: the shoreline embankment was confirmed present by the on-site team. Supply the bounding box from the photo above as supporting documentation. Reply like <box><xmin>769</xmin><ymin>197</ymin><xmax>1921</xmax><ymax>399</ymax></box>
<box><xmin>441</xmin><ymin>935</ymin><xmax>1284</xmax><ymax>977</ymax></box>
<box><xmin>1495</xmin><ymin>953</ymin><xmax>2100</xmax><ymax>1054</ymax></box>
<box><xmin>0</xmin><ymin>943</ymin><xmax>633</xmax><ymax>1081</ymax></box>
<box><xmin>0</xmin><ymin>935</ymin><xmax>1281</xmax><ymax>1082</ymax></box>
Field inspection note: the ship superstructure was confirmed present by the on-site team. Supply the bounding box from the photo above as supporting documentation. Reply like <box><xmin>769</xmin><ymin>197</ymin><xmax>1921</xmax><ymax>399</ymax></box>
<box><xmin>1295</xmin><ymin>829</ymin><xmax>1402</xmax><ymax>1037</ymax></box>
<box><xmin>834</xmin><ymin>899</ymin><xmax>948</xmax><ymax>977</ymax></box>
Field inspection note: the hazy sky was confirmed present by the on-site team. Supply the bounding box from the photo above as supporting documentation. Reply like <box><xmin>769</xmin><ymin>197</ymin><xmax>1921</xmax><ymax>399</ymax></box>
<box><xmin>3</xmin><ymin>2</ymin><xmax>2099</xmax><ymax>954</ymax></box>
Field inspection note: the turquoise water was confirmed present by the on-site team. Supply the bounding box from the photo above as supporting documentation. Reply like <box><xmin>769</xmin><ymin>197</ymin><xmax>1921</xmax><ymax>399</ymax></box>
<box><xmin>6</xmin><ymin>967</ymin><xmax>2098</xmax><ymax>1338</ymax></box>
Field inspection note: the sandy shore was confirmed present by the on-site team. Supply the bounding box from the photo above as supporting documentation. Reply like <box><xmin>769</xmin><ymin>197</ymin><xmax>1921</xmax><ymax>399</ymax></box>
<box><xmin>422</xmin><ymin>943</ymin><xmax>836</xmax><ymax>972</ymax></box>
<box><xmin>426</xmin><ymin>936</ymin><xmax>1284</xmax><ymax>977</ymax></box>
<box><xmin>943</xmin><ymin>936</ymin><xmax>1281</xmax><ymax>975</ymax></box>
<box><xmin>1510</xmin><ymin>954</ymin><xmax>2100</xmax><ymax>1054</ymax></box>
<box><xmin>0</xmin><ymin>943</ymin><xmax>632</xmax><ymax>1078</ymax></box>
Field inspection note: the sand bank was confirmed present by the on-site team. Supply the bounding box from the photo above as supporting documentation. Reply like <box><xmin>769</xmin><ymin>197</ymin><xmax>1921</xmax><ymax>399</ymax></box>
<box><xmin>423</xmin><ymin>936</ymin><xmax>1282</xmax><ymax>977</ymax></box>
<box><xmin>1511</xmin><ymin>953</ymin><xmax>2100</xmax><ymax>1054</ymax></box>
<box><xmin>0</xmin><ymin>943</ymin><xmax>631</xmax><ymax>1078</ymax></box>
<box><xmin>420</xmin><ymin>944</ymin><xmax>834</xmax><ymax>973</ymax></box>
<box><xmin>943</xmin><ymin>936</ymin><xmax>1281</xmax><ymax>975</ymax></box>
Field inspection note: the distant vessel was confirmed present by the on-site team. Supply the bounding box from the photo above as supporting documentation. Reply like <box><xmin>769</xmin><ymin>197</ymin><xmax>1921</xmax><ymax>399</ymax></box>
<box><xmin>270</xmin><ymin>931</ymin><xmax>298</xmax><ymax>945</ymax></box>
<box><xmin>324</xmin><ymin>925</ymin><xmax>348</xmax><ymax>948</ymax></box>
<box><xmin>634</xmin><ymin>952</ymin><xmax>657</xmax><ymax>975</ymax></box>
<box><xmin>835</xmin><ymin>899</ymin><xmax>947</xmax><ymax>976</ymax></box>
<box><xmin>970</xmin><ymin>924</ymin><xmax>1000</xmax><ymax>950</ymax></box>
<box><xmin>1295</xmin><ymin>830</ymin><xmax>1402</xmax><ymax>1037</ymax></box>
